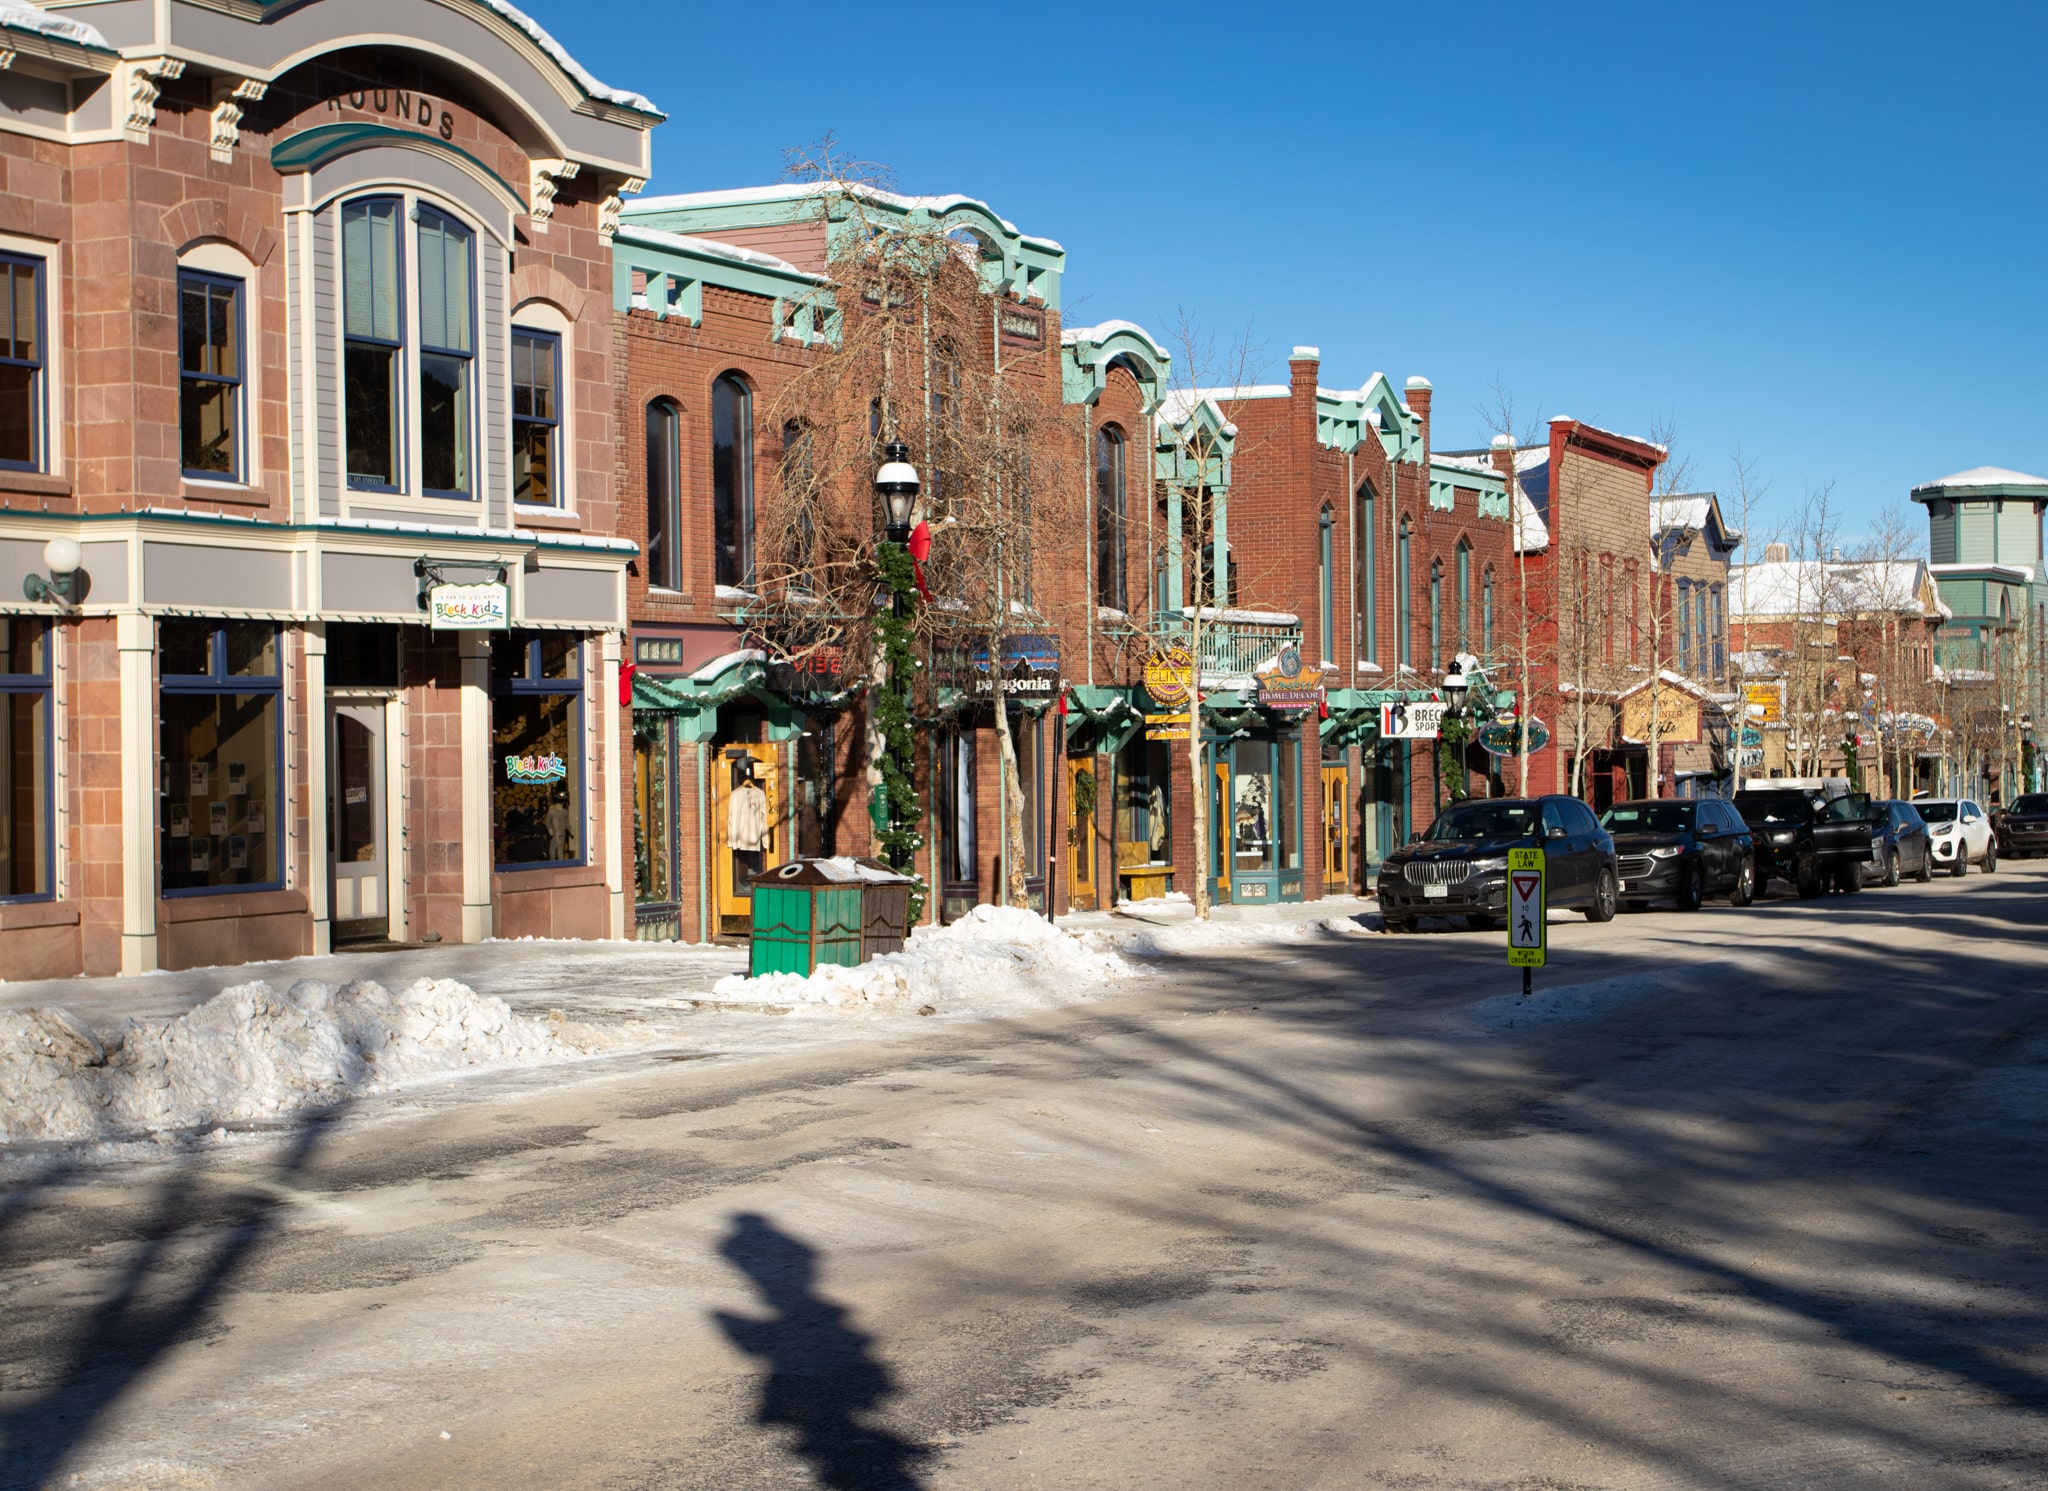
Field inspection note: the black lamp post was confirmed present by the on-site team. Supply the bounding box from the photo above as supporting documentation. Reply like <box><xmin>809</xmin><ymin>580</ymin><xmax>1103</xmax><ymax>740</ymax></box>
<box><xmin>876</xmin><ymin>440</ymin><xmax>919</xmax><ymax>546</ymax></box>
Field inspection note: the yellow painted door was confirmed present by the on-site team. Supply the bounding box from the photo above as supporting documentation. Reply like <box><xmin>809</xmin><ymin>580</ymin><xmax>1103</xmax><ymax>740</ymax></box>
<box><xmin>1067</xmin><ymin>756</ymin><xmax>1097</xmax><ymax>908</ymax></box>
<box><xmin>713</xmin><ymin>743</ymin><xmax>782</xmax><ymax>934</ymax></box>
<box><xmin>1323</xmin><ymin>766</ymin><xmax>1349</xmax><ymax>892</ymax></box>
<box><xmin>1212</xmin><ymin>759</ymin><xmax>1231</xmax><ymax>899</ymax></box>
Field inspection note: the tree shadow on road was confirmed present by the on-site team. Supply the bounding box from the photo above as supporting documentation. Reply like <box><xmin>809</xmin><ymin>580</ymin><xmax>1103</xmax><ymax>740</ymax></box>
<box><xmin>0</xmin><ymin>1105</ymin><xmax>346</xmax><ymax>1491</ymax></box>
<box><xmin>715</xmin><ymin>1211</ymin><xmax>931</xmax><ymax>1491</ymax></box>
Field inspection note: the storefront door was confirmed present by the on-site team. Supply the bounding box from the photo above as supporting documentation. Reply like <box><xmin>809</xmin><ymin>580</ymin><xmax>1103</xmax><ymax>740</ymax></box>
<box><xmin>329</xmin><ymin>701</ymin><xmax>387</xmax><ymax>941</ymax></box>
<box><xmin>1066</xmin><ymin>755</ymin><xmax>1097</xmax><ymax>910</ymax></box>
<box><xmin>712</xmin><ymin>742</ymin><xmax>781</xmax><ymax>937</ymax></box>
<box><xmin>1322</xmin><ymin>764</ymin><xmax>1349</xmax><ymax>892</ymax></box>
<box><xmin>1209</xmin><ymin>734</ymin><xmax>1305</xmax><ymax>905</ymax></box>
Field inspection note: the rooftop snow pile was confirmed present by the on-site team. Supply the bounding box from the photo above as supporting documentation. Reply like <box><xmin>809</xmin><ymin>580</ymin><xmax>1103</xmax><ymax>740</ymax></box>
<box><xmin>1</xmin><ymin>977</ymin><xmax>604</xmax><ymax>1145</ymax></box>
<box><xmin>0</xmin><ymin>1</ymin><xmax>112</xmax><ymax>49</ymax></box>
<box><xmin>710</xmin><ymin>904</ymin><xmax>1136</xmax><ymax>1015</ymax></box>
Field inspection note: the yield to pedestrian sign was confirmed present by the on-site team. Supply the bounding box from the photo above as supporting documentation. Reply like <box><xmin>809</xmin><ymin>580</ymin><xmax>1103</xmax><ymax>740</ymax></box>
<box><xmin>1507</xmin><ymin>847</ymin><xmax>1545</xmax><ymax>968</ymax></box>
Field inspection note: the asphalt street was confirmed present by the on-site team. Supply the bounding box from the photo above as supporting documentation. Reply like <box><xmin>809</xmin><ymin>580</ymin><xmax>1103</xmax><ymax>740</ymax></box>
<box><xmin>5</xmin><ymin>864</ymin><xmax>2048</xmax><ymax>1491</ymax></box>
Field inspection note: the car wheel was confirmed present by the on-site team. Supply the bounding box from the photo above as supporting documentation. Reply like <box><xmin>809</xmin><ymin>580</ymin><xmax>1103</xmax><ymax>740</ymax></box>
<box><xmin>1466</xmin><ymin>912</ymin><xmax>1498</xmax><ymax>932</ymax></box>
<box><xmin>1984</xmin><ymin>840</ymin><xmax>1997</xmax><ymax>873</ymax></box>
<box><xmin>1952</xmin><ymin>850</ymin><xmax>1968</xmax><ymax>878</ymax></box>
<box><xmin>1586</xmin><ymin>868</ymin><xmax>1618</xmax><ymax>923</ymax></box>
<box><xmin>1880</xmin><ymin>846</ymin><xmax>1900</xmax><ymax>888</ymax></box>
<box><xmin>1836</xmin><ymin>862</ymin><xmax>1863</xmax><ymax>894</ymax></box>
<box><xmin>1730</xmin><ymin>857</ymin><xmax>1756</xmax><ymax>906</ymax></box>
<box><xmin>1384</xmin><ymin>915</ymin><xmax>1414</xmax><ymax>934</ymax></box>
<box><xmin>1916</xmin><ymin>846</ymin><xmax>1933</xmax><ymax>883</ymax></box>
<box><xmin>1796</xmin><ymin>851</ymin><xmax>1822</xmax><ymax>899</ymax></box>
<box><xmin>1676</xmin><ymin>861</ymin><xmax>1704</xmax><ymax>912</ymax></box>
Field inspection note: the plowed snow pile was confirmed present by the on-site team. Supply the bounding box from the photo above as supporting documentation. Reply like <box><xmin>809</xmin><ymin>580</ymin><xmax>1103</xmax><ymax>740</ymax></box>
<box><xmin>0</xmin><ymin>977</ymin><xmax>604</xmax><ymax>1144</ymax></box>
<box><xmin>710</xmin><ymin>903</ymin><xmax>1138</xmax><ymax>1015</ymax></box>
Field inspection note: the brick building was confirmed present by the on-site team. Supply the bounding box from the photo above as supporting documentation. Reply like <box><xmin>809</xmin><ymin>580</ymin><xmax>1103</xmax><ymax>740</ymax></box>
<box><xmin>0</xmin><ymin>0</ymin><xmax>656</xmax><ymax>976</ymax></box>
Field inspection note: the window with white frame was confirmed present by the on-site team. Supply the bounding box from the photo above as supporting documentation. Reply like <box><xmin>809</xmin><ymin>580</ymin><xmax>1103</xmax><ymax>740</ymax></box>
<box><xmin>179</xmin><ymin>271</ymin><xmax>243</xmax><ymax>480</ymax></box>
<box><xmin>342</xmin><ymin>195</ymin><xmax>477</xmax><ymax>498</ymax></box>
<box><xmin>0</xmin><ymin>253</ymin><xmax>45</xmax><ymax>472</ymax></box>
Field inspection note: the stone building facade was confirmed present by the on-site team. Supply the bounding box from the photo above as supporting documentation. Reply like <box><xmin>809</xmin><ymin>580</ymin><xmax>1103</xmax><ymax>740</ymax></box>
<box><xmin>0</xmin><ymin>0</ymin><xmax>657</xmax><ymax>976</ymax></box>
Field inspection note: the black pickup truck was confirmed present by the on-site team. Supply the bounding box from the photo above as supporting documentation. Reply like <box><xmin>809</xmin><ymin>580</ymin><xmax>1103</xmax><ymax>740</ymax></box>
<box><xmin>1735</xmin><ymin>789</ymin><xmax>1879</xmax><ymax>897</ymax></box>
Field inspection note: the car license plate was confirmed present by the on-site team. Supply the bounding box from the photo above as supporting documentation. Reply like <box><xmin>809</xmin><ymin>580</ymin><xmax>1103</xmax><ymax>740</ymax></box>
<box><xmin>1423</xmin><ymin>883</ymin><xmax>1449</xmax><ymax>899</ymax></box>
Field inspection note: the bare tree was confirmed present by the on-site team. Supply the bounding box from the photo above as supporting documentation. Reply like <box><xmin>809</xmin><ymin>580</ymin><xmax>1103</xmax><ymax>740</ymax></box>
<box><xmin>1642</xmin><ymin>425</ymin><xmax>1696</xmax><ymax>797</ymax></box>
<box><xmin>1480</xmin><ymin>383</ymin><xmax>1550</xmax><ymax>797</ymax></box>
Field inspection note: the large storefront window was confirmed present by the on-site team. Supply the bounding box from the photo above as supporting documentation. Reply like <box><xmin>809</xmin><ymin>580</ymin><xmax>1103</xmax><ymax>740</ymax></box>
<box><xmin>160</xmin><ymin>620</ymin><xmax>281</xmax><ymax>895</ymax></box>
<box><xmin>1114</xmin><ymin>739</ymin><xmax>1172</xmax><ymax>869</ymax></box>
<box><xmin>633</xmin><ymin>719</ymin><xmax>673</xmax><ymax>904</ymax></box>
<box><xmin>1</xmin><ymin>618</ymin><xmax>51</xmax><ymax>900</ymax></box>
<box><xmin>493</xmin><ymin>631</ymin><xmax>584</xmax><ymax>867</ymax></box>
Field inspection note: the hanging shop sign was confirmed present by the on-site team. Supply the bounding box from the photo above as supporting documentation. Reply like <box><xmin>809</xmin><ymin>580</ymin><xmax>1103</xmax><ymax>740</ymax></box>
<box><xmin>504</xmin><ymin>753</ymin><xmax>567</xmax><ymax>784</ymax></box>
<box><xmin>1145</xmin><ymin>712</ymin><xmax>1191</xmax><ymax>741</ymax></box>
<box><xmin>1256</xmin><ymin>645</ymin><xmax>1326</xmax><ymax>711</ymax></box>
<box><xmin>1144</xmin><ymin>645</ymin><xmax>1195</xmax><ymax>710</ymax></box>
<box><xmin>1477</xmin><ymin>717</ymin><xmax>1551</xmax><ymax>757</ymax></box>
<box><xmin>938</xmin><ymin>635</ymin><xmax>1060</xmax><ymax>696</ymax></box>
<box><xmin>1380</xmin><ymin>699</ymin><xmax>1447</xmax><ymax>740</ymax></box>
<box><xmin>1739</xmin><ymin>725</ymin><xmax>1764</xmax><ymax>748</ymax></box>
<box><xmin>429</xmin><ymin>582</ymin><xmax>509</xmax><ymax>631</ymax></box>
<box><xmin>1744</xmin><ymin>683</ymin><xmax>1782</xmax><ymax>723</ymax></box>
<box><xmin>765</xmin><ymin>644</ymin><xmax>849</xmax><ymax>697</ymax></box>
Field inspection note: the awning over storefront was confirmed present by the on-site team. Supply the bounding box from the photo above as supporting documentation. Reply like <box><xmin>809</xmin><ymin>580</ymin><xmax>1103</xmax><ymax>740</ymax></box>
<box><xmin>631</xmin><ymin>650</ymin><xmax>859</xmax><ymax>740</ymax></box>
<box><xmin>1064</xmin><ymin>684</ymin><xmax>1148</xmax><ymax>753</ymax></box>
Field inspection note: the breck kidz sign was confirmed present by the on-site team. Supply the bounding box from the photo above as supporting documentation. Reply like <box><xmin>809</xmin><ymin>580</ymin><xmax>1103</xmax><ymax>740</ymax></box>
<box><xmin>428</xmin><ymin>583</ymin><xmax>510</xmax><ymax>631</ymax></box>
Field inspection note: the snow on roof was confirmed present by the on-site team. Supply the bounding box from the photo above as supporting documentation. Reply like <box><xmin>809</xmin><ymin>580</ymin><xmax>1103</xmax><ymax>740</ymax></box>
<box><xmin>626</xmin><ymin>182</ymin><xmax>1056</xmax><ymax>247</ymax></box>
<box><xmin>1157</xmin><ymin>385</ymin><xmax>1287</xmax><ymax>429</ymax></box>
<box><xmin>1651</xmin><ymin>493</ymin><xmax>1742</xmax><ymax>545</ymax></box>
<box><xmin>474</xmin><ymin>0</ymin><xmax>661</xmax><ymax>115</ymax></box>
<box><xmin>0</xmin><ymin>0</ymin><xmax>111</xmax><ymax>49</ymax></box>
<box><xmin>1730</xmin><ymin>558</ymin><xmax>1938</xmax><ymax>619</ymax></box>
<box><xmin>1912</xmin><ymin>465</ymin><xmax>2048</xmax><ymax>492</ymax></box>
<box><xmin>1928</xmin><ymin>560</ymin><xmax>2036</xmax><ymax>582</ymax></box>
<box><xmin>690</xmin><ymin>648</ymin><xmax>765</xmax><ymax>682</ymax></box>
<box><xmin>1432</xmin><ymin>451</ymin><xmax>1501</xmax><ymax>480</ymax></box>
<box><xmin>612</xmin><ymin>222</ymin><xmax>821</xmax><ymax>280</ymax></box>
<box><xmin>1060</xmin><ymin>319</ymin><xmax>1168</xmax><ymax>357</ymax></box>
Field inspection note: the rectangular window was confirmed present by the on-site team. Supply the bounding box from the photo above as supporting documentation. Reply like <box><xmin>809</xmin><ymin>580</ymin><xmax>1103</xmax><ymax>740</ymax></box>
<box><xmin>1677</xmin><ymin>582</ymin><xmax>1694</xmax><ymax>673</ymax></box>
<box><xmin>492</xmin><ymin>630</ymin><xmax>584</xmax><ymax>867</ymax></box>
<box><xmin>0</xmin><ymin>254</ymin><xmax>44</xmax><ymax>471</ymax></box>
<box><xmin>417</xmin><ymin>208</ymin><xmax>474</xmax><ymax>497</ymax></box>
<box><xmin>159</xmin><ymin>620</ymin><xmax>282</xmax><ymax>896</ymax></box>
<box><xmin>1</xmin><ymin>618</ymin><xmax>51</xmax><ymax>901</ymax></box>
<box><xmin>1318</xmin><ymin>513</ymin><xmax>1334</xmax><ymax>664</ymax></box>
<box><xmin>634</xmin><ymin>719</ymin><xmax>674</xmax><ymax>904</ymax></box>
<box><xmin>344</xmin><ymin>198</ymin><xmax>402</xmax><ymax>489</ymax></box>
<box><xmin>1115</xmin><ymin>738</ymin><xmax>1173</xmax><ymax>869</ymax></box>
<box><xmin>178</xmin><ymin>271</ymin><xmax>243</xmax><ymax>480</ymax></box>
<box><xmin>511</xmin><ymin>328</ymin><xmax>560</xmax><ymax>507</ymax></box>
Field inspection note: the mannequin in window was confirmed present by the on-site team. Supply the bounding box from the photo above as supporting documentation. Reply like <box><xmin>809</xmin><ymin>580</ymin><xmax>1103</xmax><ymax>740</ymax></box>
<box><xmin>729</xmin><ymin>758</ymin><xmax>770</xmax><ymax>886</ymax></box>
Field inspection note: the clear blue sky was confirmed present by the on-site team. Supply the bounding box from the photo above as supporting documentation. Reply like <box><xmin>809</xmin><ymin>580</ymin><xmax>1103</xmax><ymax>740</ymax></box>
<box><xmin>529</xmin><ymin>0</ymin><xmax>2047</xmax><ymax>550</ymax></box>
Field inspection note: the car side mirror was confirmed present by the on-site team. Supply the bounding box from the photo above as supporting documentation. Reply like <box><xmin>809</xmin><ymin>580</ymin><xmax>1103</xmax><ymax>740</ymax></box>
<box><xmin>1408</xmin><ymin>831</ymin><xmax>1423</xmax><ymax>844</ymax></box>
<box><xmin>1547</xmin><ymin>825</ymin><xmax>1568</xmax><ymax>840</ymax></box>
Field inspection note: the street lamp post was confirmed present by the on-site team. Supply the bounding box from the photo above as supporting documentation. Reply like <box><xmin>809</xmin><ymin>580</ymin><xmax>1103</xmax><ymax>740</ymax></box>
<box><xmin>1436</xmin><ymin>651</ymin><xmax>1487</xmax><ymax>805</ymax></box>
<box><xmin>872</xmin><ymin>444</ymin><xmax>922</xmax><ymax>869</ymax></box>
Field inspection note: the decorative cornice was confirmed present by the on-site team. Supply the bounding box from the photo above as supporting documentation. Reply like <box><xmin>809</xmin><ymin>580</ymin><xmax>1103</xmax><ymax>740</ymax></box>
<box><xmin>122</xmin><ymin>56</ymin><xmax>186</xmax><ymax>143</ymax></box>
<box><xmin>209</xmin><ymin>78</ymin><xmax>268</xmax><ymax>163</ymax></box>
<box><xmin>529</xmin><ymin>158</ymin><xmax>580</xmax><ymax>228</ymax></box>
<box><xmin>599</xmin><ymin>176</ymin><xmax>646</xmax><ymax>244</ymax></box>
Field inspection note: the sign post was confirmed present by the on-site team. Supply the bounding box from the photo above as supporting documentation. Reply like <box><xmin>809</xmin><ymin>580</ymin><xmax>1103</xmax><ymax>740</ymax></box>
<box><xmin>1506</xmin><ymin>846</ymin><xmax>1545</xmax><ymax>997</ymax></box>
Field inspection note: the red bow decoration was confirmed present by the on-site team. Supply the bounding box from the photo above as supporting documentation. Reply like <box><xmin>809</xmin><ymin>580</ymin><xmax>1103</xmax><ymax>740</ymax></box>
<box><xmin>906</xmin><ymin>520</ymin><xmax>934</xmax><ymax>603</ymax></box>
<box><xmin>618</xmin><ymin>659</ymin><xmax>637</xmax><ymax>706</ymax></box>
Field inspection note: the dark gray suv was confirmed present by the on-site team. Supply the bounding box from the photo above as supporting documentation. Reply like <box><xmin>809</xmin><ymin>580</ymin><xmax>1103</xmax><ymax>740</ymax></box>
<box><xmin>1377</xmin><ymin>795</ymin><xmax>1618</xmax><ymax>934</ymax></box>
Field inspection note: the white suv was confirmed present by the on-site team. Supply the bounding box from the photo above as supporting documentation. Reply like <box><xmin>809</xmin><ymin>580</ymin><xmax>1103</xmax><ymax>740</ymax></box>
<box><xmin>1916</xmin><ymin>798</ymin><xmax>1997</xmax><ymax>876</ymax></box>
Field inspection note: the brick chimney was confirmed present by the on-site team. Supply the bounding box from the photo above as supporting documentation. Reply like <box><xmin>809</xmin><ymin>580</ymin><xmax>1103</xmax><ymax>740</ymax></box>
<box><xmin>1289</xmin><ymin>346</ymin><xmax>1320</xmax><ymax>400</ymax></box>
<box><xmin>1405</xmin><ymin>375</ymin><xmax>1433</xmax><ymax>467</ymax></box>
<box><xmin>1489</xmin><ymin>432</ymin><xmax>1515</xmax><ymax>483</ymax></box>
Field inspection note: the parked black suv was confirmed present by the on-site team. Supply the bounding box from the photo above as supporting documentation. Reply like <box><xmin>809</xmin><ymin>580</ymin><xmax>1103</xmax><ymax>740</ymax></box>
<box><xmin>1734</xmin><ymin>789</ymin><xmax>1879</xmax><ymax>897</ymax></box>
<box><xmin>1377</xmin><ymin>795</ymin><xmax>1618</xmax><ymax>933</ymax></box>
<box><xmin>1600</xmin><ymin>798</ymin><xmax>1756</xmax><ymax>911</ymax></box>
<box><xmin>1993</xmin><ymin>794</ymin><xmax>2048</xmax><ymax>859</ymax></box>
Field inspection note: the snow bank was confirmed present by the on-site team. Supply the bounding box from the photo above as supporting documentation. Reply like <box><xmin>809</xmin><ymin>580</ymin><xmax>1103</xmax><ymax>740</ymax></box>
<box><xmin>709</xmin><ymin>904</ymin><xmax>1136</xmax><ymax>1016</ymax></box>
<box><xmin>1122</xmin><ymin>911</ymin><xmax>1380</xmax><ymax>958</ymax></box>
<box><xmin>0</xmin><ymin>977</ymin><xmax>606</xmax><ymax>1145</ymax></box>
<box><xmin>1461</xmin><ymin>971</ymin><xmax>1664</xmax><ymax>1034</ymax></box>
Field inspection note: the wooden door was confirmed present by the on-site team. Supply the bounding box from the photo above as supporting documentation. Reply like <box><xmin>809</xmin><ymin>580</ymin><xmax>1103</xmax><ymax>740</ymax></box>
<box><xmin>1067</xmin><ymin>756</ymin><xmax>1097</xmax><ymax>909</ymax></box>
<box><xmin>330</xmin><ymin>702</ymin><xmax>387</xmax><ymax>940</ymax></box>
<box><xmin>1322</xmin><ymin>765</ymin><xmax>1349</xmax><ymax>892</ymax></box>
<box><xmin>1211</xmin><ymin>757</ymin><xmax>1232</xmax><ymax>899</ymax></box>
<box><xmin>713</xmin><ymin>743</ymin><xmax>782</xmax><ymax>935</ymax></box>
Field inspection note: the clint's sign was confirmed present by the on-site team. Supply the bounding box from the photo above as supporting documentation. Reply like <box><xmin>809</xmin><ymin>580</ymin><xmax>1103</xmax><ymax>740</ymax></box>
<box><xmin>429</xmin><ymin>582</ymin><xmax>509</xmax><ymax>631</ymax></box>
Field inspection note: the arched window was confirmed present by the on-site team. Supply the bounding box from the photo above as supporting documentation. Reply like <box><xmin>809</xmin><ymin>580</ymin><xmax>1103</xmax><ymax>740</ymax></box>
<box><xmin>1482</xmin><ymin>566</ymin><xmax>1496</xmax><ymax>659</ymax></box>
<box><xmin>1397</xmin><ymin>517</ymin><xmax>1412</xmax><ymax>670</ymax></box>
<box><xmin>645</xmin><ymin>400</ymin><xmax>681</xmax><ymax>591</ymax></box>
<box><xmin>1429</xmin><ymin>558</ymin><xmax>1444</xmax><ymax>672</ymax></box>
<box><xmin>712</xmin><ymin>373</ymin><xmax>753</xmax><ymax>588</ymax></box>
<box><xmin>1357</xmin><ymin>484</ymin><xmax>1377</xmax><ymax>663</ymax></box>
<box><xmin>1318</xmin><ymin>507</ymin><xmax>1335</xmax><ymax>664</ymax></box>
<box><xmin>1094</xmin><ymin>425</ymin><xmax>1127</xmax><ymax>612</ymax></box>
<box><xmin>1454</xmin><ymin>540</ymin><xmax>1471</xmax><ymax>650</ymax></box>
<box><xmin>782</xmin><ymin>420</ymin><xmax>815</xmax><ymax>590</ymax></box>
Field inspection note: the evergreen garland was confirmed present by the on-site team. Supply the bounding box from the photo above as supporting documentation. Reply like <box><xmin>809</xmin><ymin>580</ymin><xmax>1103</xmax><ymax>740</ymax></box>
<box><xmin>872</xmin><ymin>541</ymin><xmax>928</xmax><ymax>921</ymax></box>
<box><xmin>1439</xmin><ymin>714</ymin><xmax>1473</xmax><ymax>801</ymax></box>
